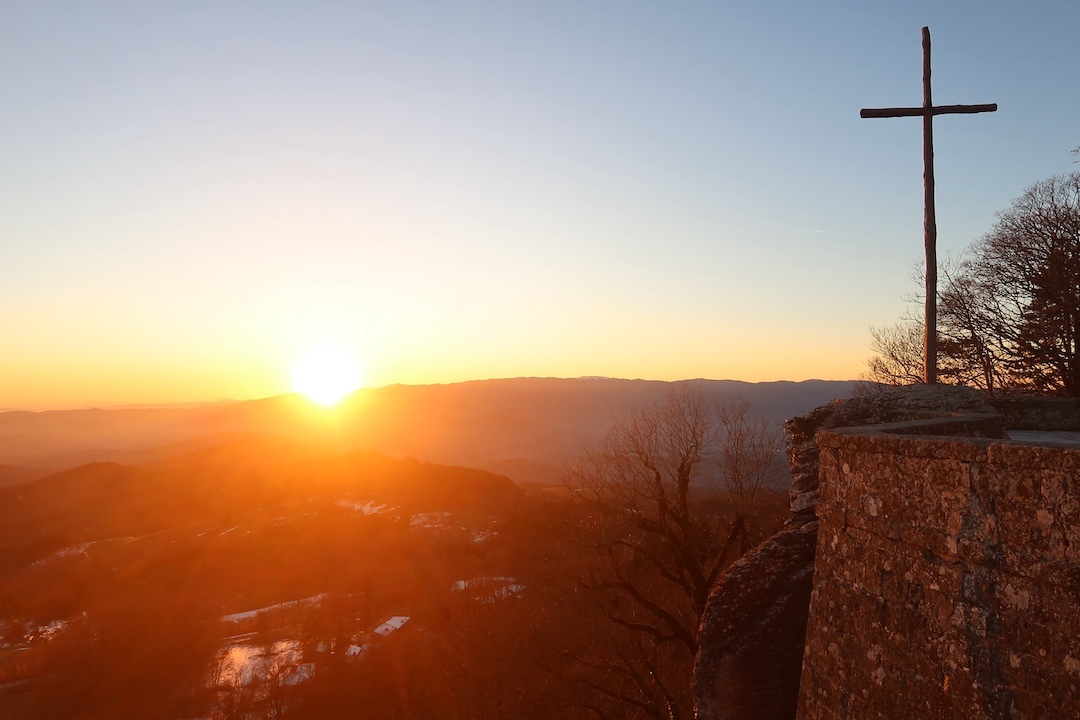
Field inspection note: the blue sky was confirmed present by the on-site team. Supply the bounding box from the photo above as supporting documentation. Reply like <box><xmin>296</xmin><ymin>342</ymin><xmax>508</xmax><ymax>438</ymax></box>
<box><xmin>2</xmin><ymin>1</ymin><xmax>1078</xmax><ymax>406</ymax></box>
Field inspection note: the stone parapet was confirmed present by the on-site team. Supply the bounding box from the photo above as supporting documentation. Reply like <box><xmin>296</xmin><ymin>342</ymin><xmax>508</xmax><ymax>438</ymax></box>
<box><xmin>798</xmin><ymin>418</ymin><xmax>1080</xmax><ymax>719</ymax></box>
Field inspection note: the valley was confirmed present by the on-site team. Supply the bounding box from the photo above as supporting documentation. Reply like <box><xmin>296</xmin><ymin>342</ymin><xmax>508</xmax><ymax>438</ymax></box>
<box><xmin>0</xmin><ymin>378</ymin><xmax>851</xmax><ymax>718</ymax></box>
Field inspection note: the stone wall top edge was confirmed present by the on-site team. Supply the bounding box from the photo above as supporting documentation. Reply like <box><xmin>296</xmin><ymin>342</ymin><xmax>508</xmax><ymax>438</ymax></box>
<box><xmin>817</xmin><ymin>428</ymin><xmax>991</xmax><ymax>462</ymax></box>
<box><xmin>821</xmin><ymin>413</ymin><xmax>1002</xmax><ymax>438</ymax></box>
<box><xmin>819</xmin><ymin>423</ymin><xmax>1080</xmax><ymax>468</ymax></box>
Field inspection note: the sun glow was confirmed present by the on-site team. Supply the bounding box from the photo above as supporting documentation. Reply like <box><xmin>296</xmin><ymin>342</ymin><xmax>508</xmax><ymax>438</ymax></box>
<box><xmin>291</xmin><ymin>346</ymin><xmax>362</xmax><ymax>406</ymax></box>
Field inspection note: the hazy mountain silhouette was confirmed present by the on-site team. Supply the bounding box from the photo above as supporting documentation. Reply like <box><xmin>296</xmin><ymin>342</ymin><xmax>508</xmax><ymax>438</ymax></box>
<box><xmin>0</xmin><ymin>378</ymin><xmax>854</xmax><ymax>484</ymax></box>
<box><xmin>0</xmin><ymin>464</ymin><xmax>47</xmax><ymax>488</ymax></box>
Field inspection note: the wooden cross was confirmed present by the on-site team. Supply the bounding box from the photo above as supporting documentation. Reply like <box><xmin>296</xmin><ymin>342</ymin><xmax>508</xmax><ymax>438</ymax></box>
<box><xmin>861</xmin><ymin>26</ymin><xmax>996</xmax><ymax>385</ymax></box>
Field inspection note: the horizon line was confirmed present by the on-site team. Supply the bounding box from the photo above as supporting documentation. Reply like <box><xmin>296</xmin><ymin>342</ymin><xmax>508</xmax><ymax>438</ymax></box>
<box><xmin>0</xmin><ymin>376</ymin><xmax>859</xmax><ymax>413</ymax></box>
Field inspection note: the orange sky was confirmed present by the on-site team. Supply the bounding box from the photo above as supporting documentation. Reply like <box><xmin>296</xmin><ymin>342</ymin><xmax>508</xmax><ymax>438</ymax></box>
<box><xmin>1</xmin><ymin>314</ymin><xmax>867</xmax><ymax>408</ymax></box>
<box><xmin>3</xmin><ymin>4</ymin><xmax>1076</xmax><ymax>409</ymax></box>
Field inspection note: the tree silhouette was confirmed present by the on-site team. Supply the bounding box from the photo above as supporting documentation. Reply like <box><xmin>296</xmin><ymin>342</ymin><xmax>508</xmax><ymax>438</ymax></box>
<box><xmin>867</xmin><ymin>172</ymin><xmax>1080</xmax><ymax>396</ymax></box>
<box><xmin>562</xmin><ymin>385</ymin><xmax>783</xmax><ymax>718</ymax></box>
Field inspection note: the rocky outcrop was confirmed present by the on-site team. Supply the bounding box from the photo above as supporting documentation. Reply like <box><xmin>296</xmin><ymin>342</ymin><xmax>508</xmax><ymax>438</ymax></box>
<box><xmin>693</xmin><ymin>521</ymin><xmax>818</xmax><ymax>720</ymax></box>
<box><xmin>692</xmin><ymin>384</ymin><xmax>997</xmax><ymax>720</ymax></box>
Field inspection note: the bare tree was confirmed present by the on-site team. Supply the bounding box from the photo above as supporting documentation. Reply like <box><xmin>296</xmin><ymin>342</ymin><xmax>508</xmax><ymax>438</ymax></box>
<box><xmin>715</xmin><ymin>400</ymin><xmax>786</xmax><ymax>515</ymax></box>
<box><xmin>867</xmin><ymin>173</ymin><xmax>1080</xmax><ymax>397</ymax></box>
<box><xmin>936</xmin><ymin>258</ymin><xmax>1006</xmax><ymax>393</ymax></box>
<box><xmin>863</xmin><ymin>258</ymin><xmax>996</xmax><ymax>390</ymax></box>
<box><xmin>562</xmin><ymin>384</ymin><xmax>783</xmax><ymax>719</ymax></box>
<box><xmin>971</xmin><ymin>172</ymin><xmax>1080</xmax><ymax>395</ymax></box>
<box><xmin>566</xmin><ymin>385</ymin><xmax>756</xmax><ymax>618</ymax></box>
<box><xmin>864</xmin><ymin>320</ymin><xmax>925</xmax><ymax>388</ymax></box>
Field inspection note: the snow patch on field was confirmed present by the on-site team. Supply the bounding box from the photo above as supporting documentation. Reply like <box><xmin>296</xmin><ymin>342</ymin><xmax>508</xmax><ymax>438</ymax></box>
<box><xmin>335</xmin><ymin>499</ymin><xmax>395</xmax><ymax>515</ymax></box>
<box><xmin>452</xmin><ymin>577</ymin><xmax>525</xmax><ymax>602</ymax></box>
<box><xmin>23</xmin><ymin>618</ymin><xmax>68</xmax><ymax>643</ymax></box>
<box><xmin>216</xmin><ymin>640</ymin><xmax>313</xmax><ymax>687</ymax></box>
<box><xmin>373</xmin><ymin>616</ymin><xmax>409</xmax><ymax>637</ymax></box>
<box><xmin>31</xmin><ymin>540</ymin><xmax>111</xmax><ymax>566</ymax></box>
<box><xmin>410</xmin><ymin>512</ymin><xmax>456</xmax><ymax>529</ymax></box>
<box><xmin>221</xmin><ymin>594</ymin><xmax>326</xmax><ymax>623</ymax></box>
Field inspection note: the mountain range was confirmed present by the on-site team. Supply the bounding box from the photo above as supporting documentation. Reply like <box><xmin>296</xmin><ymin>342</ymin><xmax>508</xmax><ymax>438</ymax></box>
<box><xmin>0</xmin><ymin>377</ymin><xmax>855</xmax><ymax>485</ymax></box>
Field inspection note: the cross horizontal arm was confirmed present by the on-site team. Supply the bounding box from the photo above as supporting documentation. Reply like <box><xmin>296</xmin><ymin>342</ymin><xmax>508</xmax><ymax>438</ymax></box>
<box><xmin>860</xmin><ymin>103</ymin><xmax>998</xmax><ymax>119</ymax></box>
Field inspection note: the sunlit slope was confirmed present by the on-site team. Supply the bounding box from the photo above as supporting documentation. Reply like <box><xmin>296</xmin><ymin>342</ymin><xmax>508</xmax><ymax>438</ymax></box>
<box><xmin>0</xmin><ymin>436</ymin><xmax>523</xmax><ymax>565</ymax></box>
<box><xmin>0</xmin><ymin>436</ymin><xmax>532</xmax><ymax>717</ymax></box>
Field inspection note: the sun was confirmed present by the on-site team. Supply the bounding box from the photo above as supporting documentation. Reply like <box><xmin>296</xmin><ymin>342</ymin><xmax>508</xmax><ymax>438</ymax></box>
<box><xmin>291</xmin><ymin>346</ymin><xmax>362</xmax><ymax>406</ymax></box>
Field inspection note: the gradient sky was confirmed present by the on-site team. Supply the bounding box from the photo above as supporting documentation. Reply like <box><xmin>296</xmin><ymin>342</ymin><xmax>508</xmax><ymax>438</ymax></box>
<box><xmin>3</xmin><ymin>1</ymin><xmax>1078</xmax><ymax>407</ymax></box>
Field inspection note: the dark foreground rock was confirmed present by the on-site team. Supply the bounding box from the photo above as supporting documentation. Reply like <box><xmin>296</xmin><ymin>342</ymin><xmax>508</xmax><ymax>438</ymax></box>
<box><xmin>693</xmin><ymin>521</ymin><xmax>817</xmax><ymax>720</ymax></box>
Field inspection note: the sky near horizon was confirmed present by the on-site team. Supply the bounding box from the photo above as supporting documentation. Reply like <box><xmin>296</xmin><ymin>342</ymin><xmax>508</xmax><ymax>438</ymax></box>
<box><xmin>2</xmin><ymin>2</ymin><xmax>1078</xmax><ymax>408</ymax></box>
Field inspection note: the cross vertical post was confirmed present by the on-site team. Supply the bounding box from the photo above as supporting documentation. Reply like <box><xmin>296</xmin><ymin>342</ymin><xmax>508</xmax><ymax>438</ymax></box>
<box><xmin>921</xmin><ymin>27</ymin><xmax>937</xmax><ymax>385</ymax></box>
<box><xmin>861</xmin><ymin>26</ymin><xmax>997</xmax><ymax>385</ymax></box>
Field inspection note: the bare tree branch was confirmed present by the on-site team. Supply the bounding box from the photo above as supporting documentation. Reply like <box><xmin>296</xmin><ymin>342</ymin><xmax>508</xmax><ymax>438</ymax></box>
<box><xmin>867</xmin><ymin>172</ymin><xmax>1080</xmax><ymax>396</ymax></box>
<box><xmin>562</xmin><ymin>384</ymin><xmax>785</xmax><ymax>717</ymax></box>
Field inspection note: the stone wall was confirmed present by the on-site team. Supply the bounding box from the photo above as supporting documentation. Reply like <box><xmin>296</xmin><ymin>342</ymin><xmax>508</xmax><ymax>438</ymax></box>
<box><xmin>797</xmin><ymin>417</ymin><xmax>1080</xmax><ymax>719</ymax></box>
<box><xmin>692</xmin><ymin>384</ymin><xmax>1001</xmax><ymax>720</ymax></box>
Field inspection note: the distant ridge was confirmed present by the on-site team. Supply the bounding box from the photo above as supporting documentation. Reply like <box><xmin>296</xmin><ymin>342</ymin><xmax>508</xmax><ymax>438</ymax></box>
<box><xmin>0</xmin><ymin>463</ymin><xmax>48</xmax><ymax>489</ymax></box>
<box><xmin>0</xmin><ymin>378</ymin><xmax>856</xmax><ymax>483</ymax></box>
<box><xmin>0</xmin><ymin>398</ymin><xmax>238</xmax><ymax>413</ymax></box>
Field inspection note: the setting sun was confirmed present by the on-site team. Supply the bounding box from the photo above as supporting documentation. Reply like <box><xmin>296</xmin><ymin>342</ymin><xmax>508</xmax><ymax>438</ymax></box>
<box><xmin>291</xmin><ymin>346</ymin><xmax>362</xmax><ymax>406</ymax></box>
